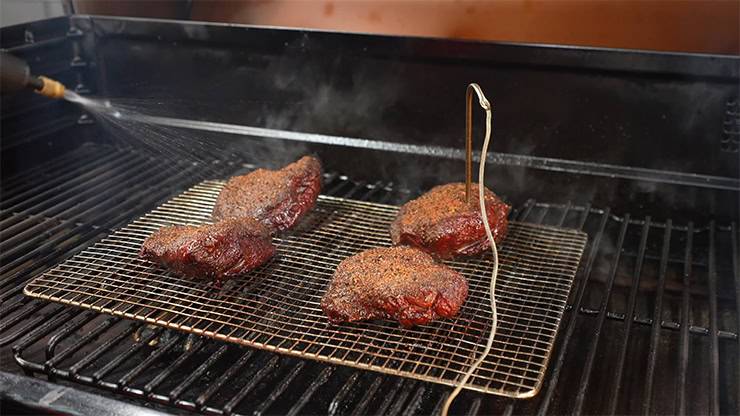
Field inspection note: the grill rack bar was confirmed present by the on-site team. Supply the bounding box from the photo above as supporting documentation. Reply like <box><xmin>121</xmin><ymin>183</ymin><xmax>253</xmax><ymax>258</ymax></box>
<box><xmin>708</xmin><ymin>222</ymin><xmax>720</xmax><ymax>415</ymax></box>
<box><xmin>607</xmin><ymin>217</ymin><xmax>651</xmax><ymax>415</ymax></box>
<box><xmin>536</xmin><ymin>203</ymin><xmax>606</xmax><ymax>416</ymax></box>
<box><xmin>1</xmin><ymin>145</ymin><xmax>737</xmax><ymax>415</ymax></box>
<box><xmin>677</xmin><ymin>223</ymin><xmax>694</xmax><ymax>415</ymax></box>
<box><xmin>642</xmin><ymin>219</ymin><xmax>671</xmax><ymax>415</ymax></box>
<box><xmin>573</xmin><ymin>212</ymin><xmax>631</xmax><ymax>415</ymax></box>
<box><xmin>734</xmin><ymin>222</ymin><xmax>740</xmax><ymax>410</ymax></box>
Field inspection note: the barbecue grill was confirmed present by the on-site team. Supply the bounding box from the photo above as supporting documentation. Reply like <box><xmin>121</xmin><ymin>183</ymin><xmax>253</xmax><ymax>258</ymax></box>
<box><xmin>1</xmin><ymin>15</ymin><xmax>739</xmax><ymax>416</ymax></box>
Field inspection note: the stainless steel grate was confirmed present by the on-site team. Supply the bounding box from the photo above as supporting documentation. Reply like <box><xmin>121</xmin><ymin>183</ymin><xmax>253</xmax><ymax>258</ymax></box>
<box><xmin>24</xmin><ymin>180</ymin><xmax>587</xmax><ymax>398</ymax></box>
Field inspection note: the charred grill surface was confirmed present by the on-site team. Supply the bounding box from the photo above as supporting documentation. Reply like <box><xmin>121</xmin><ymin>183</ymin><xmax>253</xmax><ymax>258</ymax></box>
<box><xmin>390</xmin><ymin>183</ymin><xmax>511</xmax><ymax>259</ymax></box>
<box><xmin>321</xmin><ymin>246</ymin><xmax>469</xmax><ymax>327</ymax></box>
<box><xmin>139</xmin><ymin>218</ymin><xmax>275</xmax><ymax>281</ymax></box>
<box><xmin>212</xmin><ymin>156</ymin><xmax>322</xmax><ymax>233</ymax></box>
<box><xmin>4</xmin><ymin>146</ymin><xmax>738</xmax><ymax>416</ymax></box>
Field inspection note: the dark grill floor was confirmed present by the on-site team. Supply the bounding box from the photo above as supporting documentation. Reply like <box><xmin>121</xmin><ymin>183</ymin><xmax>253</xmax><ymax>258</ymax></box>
<box><xmin>1</xmin><ymin>143</ymin><xmax>738</xmax><ymax>415</ymax></box>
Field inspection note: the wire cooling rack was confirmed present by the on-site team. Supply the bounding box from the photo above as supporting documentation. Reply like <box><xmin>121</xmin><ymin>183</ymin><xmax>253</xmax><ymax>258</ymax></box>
<box><xmin>25</xmin><ymin>180</ymin><xmax>587</xmax><ymax>398</ymax></box>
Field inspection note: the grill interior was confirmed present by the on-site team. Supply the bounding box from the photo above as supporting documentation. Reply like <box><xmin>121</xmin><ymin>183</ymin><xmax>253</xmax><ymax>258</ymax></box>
<box><xmin>2</xmin><ymin>15</ymin><xmax>738</xmax><ymax>416</ymax></box>
<box><xmin>24</xmin><ymin>180</ymin><xmax>586</xmax><ymax>398</ymax></box>
<box><xmin>3</xmin><ymin>143</ymin><xmax>738</xmax><ymax>415</ymax></box>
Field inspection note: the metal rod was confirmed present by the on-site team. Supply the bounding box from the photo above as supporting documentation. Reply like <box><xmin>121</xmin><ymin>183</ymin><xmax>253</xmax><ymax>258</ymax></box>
<box><xmin>642</xmin><ymin>219</ymin><xmax>672</xmax><ymax>415</ymax></box>
<box><xmin>1</xmin><ymin>305</ymin><xmax>69</xmax><ymax>347</ymax></box>
<box><xmin>0</xmin><ymin>297</ymin><xmax>26</xmax><ymax>319</ymax></box>
<box><xmin>169</xmin><ymin>344</ymin><xmax>229</xmax><ymax>401</ymax></box>
<box><xmin>68</xmin><ymin>322</ymin><xmax>139</xmax><ymax>376</ymax></box>
<box><xmin>732</xmin><ymin>222</ymin><xmax>740</xmax><ymax>412</ymax></box>
<box><xmin>287</xmin><ymin>366</ymin><xmax>334</xmax><ymax>416</ymax></box>
<box><xmin>537</xmin><ymin>204</ymin><xmax>607</xmax><ymax>416</ymax></box>
<box><xmin>466</xmin><ymin>85</ymin><xmax>473</xmax><ymax>202</ymax></box>
<box><xmin>136</xmin><ymin>114</ymin><xmax>740</xmax><ymax>191</ymax></box>
<box><xmin>502</xmin><ymin>400</ymin><xmax>515</xmax><ymax>416</ymax></box>
<box><xmin>222</xmin><ymin>355</ymin><xmax>280</xmax><ymax>415</ymax></box>
<box><xmin>375</xmin><ymin>378</ymin><xmax>409</xmax><ymax>416</ymax></box>
<box><xmin>0</xmin><ymin>152</ymin><xmax>139</xmax><ymax>223</ymax></box>
<box><xmin>45</xmin><ymin>317</ymin><xmax>119</xmax><ymax>369</ymax></box>
<box><xmin>609</xmin><ymin>217</ymin><xmax>650</xmax><ymax>415</ymax></box>
<box><xmin>143</xmin><ymin>338</ymin><xmax>206</xmax><ymax>394</ymax></box>
<box><xmin>676</xmin><ymin>222</ymin><xmax>693</xmax><ymax>415</ymax></box>
<box><xmin>465</xmin><ymin>83</ymin><xmax>487</xmax><ymax>203</ymax></box>
<box><xmin>573</xmin><ymin>213</ymin><xmax>630</xmax><ymax>415</ymax></box>
<box><xmin>195</xmin><ymin>349</ymin><xmax>255</xmax><ymax>408</ymax></box>
<box><xmin>0</xmin><ymin>159</ymin><xmax>202</xmax><ymax>268</ymax></box>
<box><xmin>251</xmin><ymin>361</ymin><xmax>306</xmax><ymax>416</ymax></box>
<box><xmin>10</xmin><ymin>308</ymin><xmax>76</xmax><ymax>352</ymax></box>
<box><xmin>0</xmin><ymin>151</ymin><xmax>122</xmax><ymax>211</ymax></box>
<box><xmin>431</xmin><ymin>391</ymin><xmax>450</xmax><ymax>416</ymax></box>
<box><xmin>0</xmin><ymin>301</ymin><xmax>47</xmax><ymax>335</ymax></box>
<box><xmin>0</xmin><ymin>147</ymin><xmax>103</xmax><ymax>194</ymax></box>
<box><xmin>389</xmin><ymin>381</ymin><xmax>422</xmax><ymax>416</ymax></box>
<box><xmin>91</xmin><ymin>324</ymin><xmax>162</xmax><ymax>382</ymax></box>
<box><xmin>502</xmin><ymin>201</ymin><xmax>552</xmax><ymax>416</ymax></box>
<box><xmin>556</xmin><ymin>201</ymin><xmax>573</xmax><ymax>228</ymax></box>
<box><xmin>464</xmin><ymin>399</ymin><xmax>483</xmax><ymax>416</ymax></box>
<box><xmin>118</xmin><ymin>333</ymin><xmax>184</xmax><ymax>388</ymax></box>
<box><xmin>707</xmin><ymin>221</ymin><xmax>719</xmax><ymax>415</ymax></box>
<box><xmin>351</xmin><ymin>375</ymin><xmax>385</xmax><ymax>416</ymax></box>
<box><xmin>357</xmin><ymin>181</ymin><xmax>386</xmax><ymax>202</ymax></box>
<box><xmin>401</xmin><ymin>385</ymin><xmax>427</xmax><ymax>416</ymax></box>
<box><xmin>45</xmin><ymin>311</ymin><xmax>97</xmax><ymax>362</ymax></box>
<box><xmin>0</xmin><ymin>156</ymin><xmax>156</xmax><ymax>247</ymax></box>
<box><xmin>328</xmin><ymin>372</ymin><xmax>360</xmax><ymax>416</ymax></box>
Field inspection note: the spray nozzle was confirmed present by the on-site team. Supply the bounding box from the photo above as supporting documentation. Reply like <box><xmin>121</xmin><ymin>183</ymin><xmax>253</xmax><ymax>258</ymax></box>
<box><xmin>35</xmin><ymin>76</ymin><xmax>66</xmax><ymax>99</ymax></box>
<box><xmin>1</xmin><ymin>51</ymin><xmax>66</xmax><ymax>99</ymax></box>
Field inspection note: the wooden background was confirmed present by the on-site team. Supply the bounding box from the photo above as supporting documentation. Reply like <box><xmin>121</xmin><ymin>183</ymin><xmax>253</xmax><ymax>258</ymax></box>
<box><xmin>76</xmin><ymin>0</ymin><xmax>739</xmax><ymax>55</ymax></box>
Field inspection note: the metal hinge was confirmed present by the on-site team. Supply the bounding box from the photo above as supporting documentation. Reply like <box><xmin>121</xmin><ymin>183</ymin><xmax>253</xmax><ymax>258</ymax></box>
<box><xmin>721</xmin><ymin>96</ymin><xmax>739</xmax><ymax>153</ymax></box>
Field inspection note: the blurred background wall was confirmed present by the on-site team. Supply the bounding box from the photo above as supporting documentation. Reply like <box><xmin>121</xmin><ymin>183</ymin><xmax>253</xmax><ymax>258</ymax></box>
<box><xmin>0</xmin><ymin>0</ymin><xmax>66</xmax><ymax>27</ymax></box>
<box><xmin>188</xmin><ymin>0</ymin><xmax>740</xmax><ymax>54</ymax></box>
<box><xmin>2</xmin><ymin>0</ymin><xmax>738</xmax><ymax>55</ymax></box>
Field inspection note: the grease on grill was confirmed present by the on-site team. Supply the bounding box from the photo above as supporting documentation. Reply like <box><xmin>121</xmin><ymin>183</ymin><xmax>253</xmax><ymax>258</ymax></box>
<box><xmin>321</xmin><ymin>246</ymin><xmax>468</xmax><ymax>327</ymax></box>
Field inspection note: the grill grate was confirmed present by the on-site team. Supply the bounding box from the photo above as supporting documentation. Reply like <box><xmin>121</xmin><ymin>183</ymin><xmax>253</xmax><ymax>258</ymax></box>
<box><xmin>24</xmin><ymin>180</ymin><xmax>587</xmax><ymax>398</ymax></box>
<box><xmin>6</xmin><ymin>146</ymin><xmax>737</xmax><ymax>415</ymax></box>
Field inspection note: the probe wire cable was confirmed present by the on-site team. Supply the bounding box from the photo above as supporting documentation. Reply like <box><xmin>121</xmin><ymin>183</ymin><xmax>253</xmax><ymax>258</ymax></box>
<box><xmin>441</xmin><ymin>84</ymin><xmax>498</xmax><ymax>416</ymax></box>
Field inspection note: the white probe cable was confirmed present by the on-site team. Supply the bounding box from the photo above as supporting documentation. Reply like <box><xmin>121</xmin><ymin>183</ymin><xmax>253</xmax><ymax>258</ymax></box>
<box><xmin>441</xmin><ymin>88</ymin><xmax>497</xmax><ymax>416</ymax></box>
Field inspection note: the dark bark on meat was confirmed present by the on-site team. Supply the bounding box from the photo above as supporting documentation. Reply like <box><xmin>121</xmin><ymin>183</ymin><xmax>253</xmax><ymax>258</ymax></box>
<box><xmin>139</xmin><ymin>218</ymin><xmax>275</xmax><ymax>282</ymax></box>
<box><xmin>212</xmin><ymin>156</ymin><xmax>322</xmax><ymax>233</ymax></box>
<box><xmin>321</xmin><ymin>246</ymin><xmax>468</xmax><ymax>327</ymax></box>
<box><xmin>390</xmin><ymin>182</ymin><xmax>510</xmax><ymax>259</ymax></box>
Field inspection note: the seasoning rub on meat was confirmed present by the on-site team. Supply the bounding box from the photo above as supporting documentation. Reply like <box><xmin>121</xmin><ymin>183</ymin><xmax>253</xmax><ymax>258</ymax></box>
<box><xmin>390</xmin><ymin>182</ymin><xmax>510</xmax><ymax>259</ymax></box>
<box><xmin>212</xmin><ymin>156</ymin><xmax>322</xmax><ymax>234</ymax></box>
<box><xmin>321</xmin><ymin>246</ymin><xmax>468</xmax><ymax>327</ymax></box>
<box><xmin>139</xmin><ymin>218</ymin><xmax>275</xmax><ymax>282</ymax></box>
